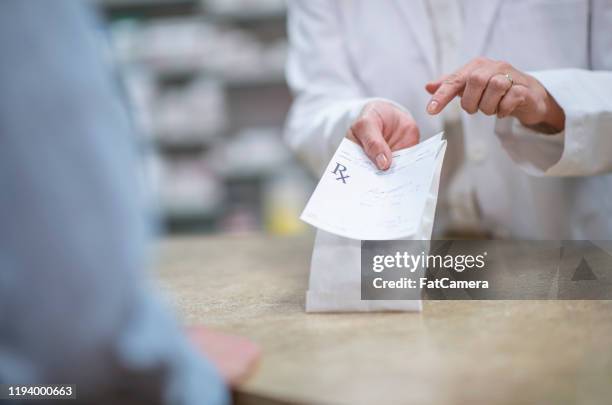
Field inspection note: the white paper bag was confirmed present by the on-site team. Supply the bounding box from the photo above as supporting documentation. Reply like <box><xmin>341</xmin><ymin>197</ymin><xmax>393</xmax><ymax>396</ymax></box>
<box><xmin>305</xmin><ymin>136</ymin><xmax>447</xmax><ymax>312</ymax></box>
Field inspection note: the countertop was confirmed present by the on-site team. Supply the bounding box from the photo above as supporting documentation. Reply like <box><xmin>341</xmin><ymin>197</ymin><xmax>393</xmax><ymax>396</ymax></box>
<box><xmin>155</xmin><ymin>234</ymin><xmax>612</xmax><ymax>405</ymax></box>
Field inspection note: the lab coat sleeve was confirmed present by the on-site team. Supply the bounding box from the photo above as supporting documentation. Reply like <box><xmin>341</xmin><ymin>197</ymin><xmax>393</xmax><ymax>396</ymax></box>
<box><xmin>285</xmin><ymin>0</ymin><xmax>399</xmax><ymax>175</ymax></box>
<box><xmin>495</xmin><ymin>70</ymin><xmax>612</xmax><ymax>177</ymax></box>
<box><xmin>495</xmin><ymin>1</ymin><xmax>612</xmax><ymax>177</ymax></box>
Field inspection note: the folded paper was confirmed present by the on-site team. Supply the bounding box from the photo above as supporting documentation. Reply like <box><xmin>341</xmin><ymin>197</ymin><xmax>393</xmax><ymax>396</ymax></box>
<box><xmin>301</xmin><ymin>133</ymin><xmax>447</xmax><ymax>312</ymax></box>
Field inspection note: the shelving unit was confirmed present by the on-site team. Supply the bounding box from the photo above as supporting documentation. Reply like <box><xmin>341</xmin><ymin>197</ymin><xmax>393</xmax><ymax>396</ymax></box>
<box><xmin>100</xmin><ymin>0</ymin><xmax>313</xmax><ymax>234</ymax></box>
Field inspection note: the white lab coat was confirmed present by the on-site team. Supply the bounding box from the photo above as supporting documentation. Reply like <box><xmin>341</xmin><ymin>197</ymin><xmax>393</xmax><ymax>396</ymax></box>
<box><xmin>285</xmin><ymin>0</ymin><xmax>612</xmax><ymax>239</ymax></box>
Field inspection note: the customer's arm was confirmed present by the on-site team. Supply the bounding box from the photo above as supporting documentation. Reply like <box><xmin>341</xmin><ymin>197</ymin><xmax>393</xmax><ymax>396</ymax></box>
<box><xmin>0</xmin><ymin>2</ymin><xmax>227</xmax><ymax>404</ymax></box>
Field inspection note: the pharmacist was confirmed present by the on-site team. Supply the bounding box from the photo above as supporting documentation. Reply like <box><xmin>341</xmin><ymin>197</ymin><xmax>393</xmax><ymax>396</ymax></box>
<box><xmin>285</xmin><ymin>0</ymin><xmax>612</xmax><ymax>239</ymax></box>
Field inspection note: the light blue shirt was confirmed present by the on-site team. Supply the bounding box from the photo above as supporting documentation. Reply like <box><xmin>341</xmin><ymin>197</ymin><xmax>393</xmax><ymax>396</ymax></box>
<box><xmin>0</xmin><ymin>1</ymin><xmax>228</xmax><ymax>403</ymax></box>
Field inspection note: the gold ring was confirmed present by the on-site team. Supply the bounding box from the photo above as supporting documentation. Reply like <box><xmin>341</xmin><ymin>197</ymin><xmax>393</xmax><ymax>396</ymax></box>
<box><xmin>504</xmin><ymin>73</ymin><xmax>514</xmax><ymax>86</ymax></box>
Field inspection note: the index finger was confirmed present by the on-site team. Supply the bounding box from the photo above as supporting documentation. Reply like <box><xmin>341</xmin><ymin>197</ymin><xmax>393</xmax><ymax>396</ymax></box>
<box><xmin>427</xmin><ymin>61</ymin><xmax>478</xmax><ymax>115</ymax></box>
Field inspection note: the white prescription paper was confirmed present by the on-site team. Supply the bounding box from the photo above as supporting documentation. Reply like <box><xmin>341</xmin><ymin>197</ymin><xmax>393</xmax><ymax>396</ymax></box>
<box><xmin>301</xmin><ymin>132</ymin><xmax>446</xmax><ymax>240</ymax></box>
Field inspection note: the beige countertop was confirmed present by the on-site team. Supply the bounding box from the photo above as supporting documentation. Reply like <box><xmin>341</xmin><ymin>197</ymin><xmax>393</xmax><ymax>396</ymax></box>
<box><xmin>155</xmin><ymin>234</ymin><xmax>612</xmax><ymax>405</ymax></box>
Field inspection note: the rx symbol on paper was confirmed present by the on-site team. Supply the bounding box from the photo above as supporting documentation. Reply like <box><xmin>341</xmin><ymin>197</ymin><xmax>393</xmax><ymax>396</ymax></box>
<box><xmin>332</xmin><ymin>162</ymin><xmax>350</xmax><ymax>184</ymax></box>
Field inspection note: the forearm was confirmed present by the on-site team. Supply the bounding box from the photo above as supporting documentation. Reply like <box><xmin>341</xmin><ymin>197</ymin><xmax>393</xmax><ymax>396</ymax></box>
<box><xmin>285</xmin><ymin>93</ymin><xmax>373</xmax><ymax>174</ymax></box>
<box><xmin>496</xmin><ymin>69</ymin><xmax>612</xmax><ymax>176</ymax></box>
<box><xmin>524</xmin><ymin>76</ymin><xmax>565</xmax><ymax>134</ymax></box>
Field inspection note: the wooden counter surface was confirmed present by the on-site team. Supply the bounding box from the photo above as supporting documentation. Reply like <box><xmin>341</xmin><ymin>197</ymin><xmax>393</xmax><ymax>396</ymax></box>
<box><xmin>155</xmin><ymin>234</ymin><xmax>612</xmax><ymax>405</ymax></box>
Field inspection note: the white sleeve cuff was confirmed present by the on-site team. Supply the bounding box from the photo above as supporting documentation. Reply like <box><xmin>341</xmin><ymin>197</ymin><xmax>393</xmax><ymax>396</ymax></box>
<box><xmin>494</xmin><ymin>116</ymin><xmax>565</xmax><ymax>176</ymax></box>
<box><xmin>495</xmin><ymin>69</ymin><xmax>612</xmax><ymax>177</ymax></box>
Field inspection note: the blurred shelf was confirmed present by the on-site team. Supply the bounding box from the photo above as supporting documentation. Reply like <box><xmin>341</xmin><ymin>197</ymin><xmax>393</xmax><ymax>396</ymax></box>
<box><xmin>202</xmin><ymin>8</ymin><xmax>286</xmax><ymax>23</ymax></box>
<box><xmin>103</xmin><ymin>0</ymin><xmax>291</xmax><ymax>235</ymax></box>
<box><xmin>154</xmin><ymin>137</ymin><xmax>216</xmax><ymax>153</ymax></box>
<box><xmin>163</xmin><ymin>209</ymin><xmax>219</xmax><ymax>233</ymax></box>
<box><xmin>102</xmin><ymin>0</ymin><xmax>194</xmax><ymax>6</ymax></box>
<box><xmin>164</xmin><ymin>206</ymin><xmax>219</xmax><ymax>219</ymax></box>
<box><xmin>100</xmin><ymin>0</ymin><xmax>200</xmax><ymax>18</ymax></box>
<box><xmin>152</xmin><ymin>66</ymin><xmax>286</xmax><ymax>87</ymax></box>
<box><xmin>100</xmin><ymin>0</ymin><xmax>286</xmax><ymax>22</ymax></box>
<box><xmin>223</xmin><ymin>73</ymin><xmax>286</xmax><ymax>88</ymax></box>
<box><xmin>222</xmin><ymin>171</ymin><xmax>270</xmax><ymax>182</ymax></box>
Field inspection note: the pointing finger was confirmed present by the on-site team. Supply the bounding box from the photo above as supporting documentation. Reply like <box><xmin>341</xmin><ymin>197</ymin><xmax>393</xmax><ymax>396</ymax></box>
<box><xmin>426</xmin><ymin>59</ymin><xmax>486</xmax><ymax>115</ymax></box>
<box><xmin>427</xmin><ymin>58</ymin><xmax>501</xmax><ymax>115</ymax></box>
<box><xmin>426</xmin><ymin>72</ymin><xmax>466</xmax><ymax>115</ymax></box>
<box><xmin>425</xmin><ymin>79</ymin><xmax>443</xmax><ymax>95</ymax></box>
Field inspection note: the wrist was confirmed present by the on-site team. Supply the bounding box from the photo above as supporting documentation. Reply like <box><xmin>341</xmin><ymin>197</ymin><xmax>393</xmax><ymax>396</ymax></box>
<box><xmin>522</xmin><ymin>75</ymin><xmax>565</xmax><ymax>135</ymax></box>
<box><xmin>525</xmin><ymin>95</ymin><xmax>565</xmax><ymax>135</ymax></box>
<box><xmin>540</xmin><ymin>91</ymin><xmax>565</xmax><ymax>133</ymax></box>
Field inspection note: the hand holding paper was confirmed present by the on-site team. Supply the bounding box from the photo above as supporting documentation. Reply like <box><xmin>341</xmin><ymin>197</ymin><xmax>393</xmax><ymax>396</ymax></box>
<box><xmin>347</xmin><ymin>100</ymin><xmax>420</xmax><ymax>170</ymax></box>
<box><xmin>301</xmin><ymin>132</ymin><xmax>447</xmax><ymax>312</ymax></box>
<box><xmin>301</xmin><ymin>133</ymin><xmax>447</xmax><ymax>240</ymax></box>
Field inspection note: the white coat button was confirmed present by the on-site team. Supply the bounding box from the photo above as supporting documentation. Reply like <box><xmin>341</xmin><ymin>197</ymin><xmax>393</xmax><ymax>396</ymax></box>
<box><xmin>468</xmin><ymin>143</ymin><xmax>487</xmax><ymax>163</ymax></box>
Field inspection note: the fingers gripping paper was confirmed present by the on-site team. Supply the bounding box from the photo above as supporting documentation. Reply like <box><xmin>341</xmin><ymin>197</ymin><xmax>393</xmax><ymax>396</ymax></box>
<box><xmin>300</xmin><ymin>133</ymin><xmax>447</xmax><ymax>312</ymax></box>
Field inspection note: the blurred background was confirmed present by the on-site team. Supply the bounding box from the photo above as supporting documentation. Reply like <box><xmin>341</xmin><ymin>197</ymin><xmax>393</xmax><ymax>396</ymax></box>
<box><xmin>99</xmin><ymin>0</ymin><xmax>314</xmax><ymax>235</ymax></box>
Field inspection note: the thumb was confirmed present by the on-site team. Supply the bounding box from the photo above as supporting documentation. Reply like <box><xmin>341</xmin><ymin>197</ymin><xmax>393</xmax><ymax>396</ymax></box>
<box><xmin>350</xmin><ymin>116</ymin><xmax>392</xmax><ymax>170</ymax></box>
